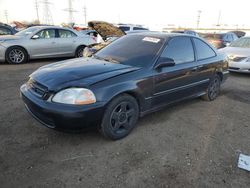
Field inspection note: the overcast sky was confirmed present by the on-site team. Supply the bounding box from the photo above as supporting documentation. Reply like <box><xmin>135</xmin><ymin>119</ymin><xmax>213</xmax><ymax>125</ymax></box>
<box><xmin>0</xmin><ymin>0</ymin><xmax>250</xmax><ymax>30</ymax></box>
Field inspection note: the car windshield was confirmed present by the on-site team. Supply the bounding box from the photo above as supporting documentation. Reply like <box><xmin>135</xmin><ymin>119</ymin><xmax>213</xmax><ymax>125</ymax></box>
<box><xmin>95</xmin><ymin>35</ymin><xmax>164</xmax><ymax>67</ymax></box>
<box><xmin>15</xmin><ymin>27</ymin><xmax>39</xmax><ymax>36</ymax></box>
<box><xmin>230</xmin><ymin>38</ymin><xmax>250</xmax><ymax>48</ymax></box>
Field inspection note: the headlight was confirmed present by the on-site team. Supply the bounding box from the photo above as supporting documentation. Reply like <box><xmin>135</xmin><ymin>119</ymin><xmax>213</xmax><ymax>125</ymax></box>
<box><xmin>52</xmin><ymin>88</ymin><xmax>96</xmax><ymax>105</ymax></box>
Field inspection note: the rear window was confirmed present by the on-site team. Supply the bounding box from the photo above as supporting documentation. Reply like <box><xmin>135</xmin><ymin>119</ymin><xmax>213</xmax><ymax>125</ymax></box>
<box><xmin>95</xmin><ymin>35</ymin><xmax>164</xmax><ymax>67</ymax></box>
<box><xmin>133</xmin><ymin>27</ymin><xmax>148</xmax><ymax>31</ymax></box>
<box><xmin>119</xmin><ymin>26</ymin><xmax>130</xmax><ymax>32</ymax></box>
<box><xmin>0</xmin><ymin>27</ymin><xmax>12</xmax><ymax>35</ymax></box>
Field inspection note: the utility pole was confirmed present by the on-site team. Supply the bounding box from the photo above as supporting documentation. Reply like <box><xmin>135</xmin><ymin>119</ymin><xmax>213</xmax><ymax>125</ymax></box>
<box><xmin>196</xmin><ymin>10</ymin><xmax>202</xmax><ymax>29</ymax></box>
<box><xmin>63</xmin><ymin>0</ymin><xmax>77</xmax><ymax>24</ymax></box>
<box><xmin>217</xmin><ymin>10</ymin><xmax>221</xmax><ymax>26</ymax></box>
<box><xmin>41</xmin><ymin>0</ymin><xmax>53</xmax><ymax>25</ymax></box>
<box><xmin>4</xmin><ymin>10</ymin><xmax>9</xmax><ymax>24</ymax></box>
<box><xmin>83</xmin><ymin>4</ymin><xmax>87</xmax><ymax>26</ymax></box>
<box><xmin>35</xmin><ymin>0</ymin><xmax>40</xmax><ymax>23</ymax></box>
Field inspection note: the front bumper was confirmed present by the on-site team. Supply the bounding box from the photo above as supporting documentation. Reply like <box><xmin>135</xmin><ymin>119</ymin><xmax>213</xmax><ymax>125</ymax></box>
<box><xmin>229</xmin><ymin>61</ymin><xmax>250</xmax><ymax>73</ymax></box>
<box><xmin>0</xmin><ymin>45</ymin><xmax>6</xmax><ymax>62</ymax></box>
<box><xmin>222</xmin><ymin>70</ymin><xmax>229</xmax><ymax>83</ymax></box>
<box><xmin>20</xmin><ymin>84</ymin><xmax>106</xmax><ymax>130</ymax></box>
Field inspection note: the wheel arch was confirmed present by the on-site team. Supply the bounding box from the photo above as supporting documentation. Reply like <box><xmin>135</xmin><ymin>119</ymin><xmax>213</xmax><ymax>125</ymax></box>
<box><xmin>102</xmin><ymin>88</ymin><xmax>145</xmax><ymax>113</ymax></box>
<box><xmin>5</xmin><ymin>45</ymin><xmax>30</xmax><ymax>59</ymax></box>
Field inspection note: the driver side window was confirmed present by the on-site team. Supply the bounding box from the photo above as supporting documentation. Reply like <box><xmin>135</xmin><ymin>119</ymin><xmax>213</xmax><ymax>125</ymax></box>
<box><xmin>161</xmin><ymin>37</ymin><xmax>195</xmax><ymax>64</ymax></box>
<box><xmin>36</xmin><ymin>29</ymin><xmax>56</xmax><ymax>39</ymax></box>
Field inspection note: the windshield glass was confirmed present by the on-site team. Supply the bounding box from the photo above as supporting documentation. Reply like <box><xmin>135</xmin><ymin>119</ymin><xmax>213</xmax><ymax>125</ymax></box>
<box><xmin>95</xmin><ymin>35</ymin><xmax>164</xmax><ymax>67</ymax></box>
<box><xmin>15</xmin><ymin>27</ymin><xmax>39</xmax><ymax>36</ymax></box>
<box><xmin>230</xmin><ymin>38</ymin><xmax>250</xmax><ymax>48</ymax></box>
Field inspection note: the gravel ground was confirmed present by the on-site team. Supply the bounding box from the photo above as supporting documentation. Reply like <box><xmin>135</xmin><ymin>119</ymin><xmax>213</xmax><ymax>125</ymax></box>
<box><xmin>0</xmin><ymin>59</ymin><xmax>250</xmax><ymax>188</ymax></box>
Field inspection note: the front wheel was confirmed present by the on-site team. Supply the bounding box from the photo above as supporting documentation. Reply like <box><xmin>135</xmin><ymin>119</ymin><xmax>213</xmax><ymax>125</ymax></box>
<box><xmin>100</xmin><ymin>94</ymin><xmax>139</xmax><ymax>140</ymax></box>
<box><xmin>6</xmin><ymin>47</ymin><xmax>28</xmax><ymax>64</ymax></box>
<box><xmin>201</xmin><ymin>75</ymin><xmax>221</xmax><ymax>101</ymax></box>
<box><xmin>75</xmin><ymin>46</ymin><xmax>86</xmax><ymax>58</ymax></box>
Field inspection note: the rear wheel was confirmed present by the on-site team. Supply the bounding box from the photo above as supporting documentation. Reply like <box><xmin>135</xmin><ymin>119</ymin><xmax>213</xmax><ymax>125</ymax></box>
<box><xmin>6</xmin><ymin>46</ymin><xmax>28</xmax><ymax>64</ymax></box>
<box><xmin>75</xmin><ymin>46</ymin><xmax>86</xmax><ymax>58</ymax></box>
<box><xmin>100</xmin><ymin>94</ymin><xmax>139</xmax><ymax>140</ymax></box>
<box><xmin>201</xmin><ymin>75</ymin><xmax>221</xmax><ymax>101</ymax></box>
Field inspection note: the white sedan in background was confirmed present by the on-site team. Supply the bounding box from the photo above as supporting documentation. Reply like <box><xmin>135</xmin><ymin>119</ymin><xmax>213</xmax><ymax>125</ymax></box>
<box><xmin>0</xmin><ymin>26</ymin><xmax>96</xmax><ymax>64</ymax></box>
<box><xmin>220</xmin><ymin>37</ymin><xmax>250</xmax><ymax>73</ymax></box>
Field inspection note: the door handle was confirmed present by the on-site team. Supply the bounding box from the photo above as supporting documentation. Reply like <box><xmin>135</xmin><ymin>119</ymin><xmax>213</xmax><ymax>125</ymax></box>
<box><xmin>51</xmin><ymin>41</ymin><xmax>56</xmax><ymax>44</ymax></box>
<box><xmin>191</xmin><ymin>67</ymin><xmax>198</xmax><ymax>71</ymax></box>
<box><xmin>191</xmin><ymin>65</ymin><xmax>203</xmax><ymax>72</ymax></box>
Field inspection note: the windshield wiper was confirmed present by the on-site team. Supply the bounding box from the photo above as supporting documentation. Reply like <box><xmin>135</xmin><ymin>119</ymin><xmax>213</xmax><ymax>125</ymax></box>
<box><xmin>93</xmin><ymin>55</ymin><xmax>120</xmax><ymax>64</ymax></box>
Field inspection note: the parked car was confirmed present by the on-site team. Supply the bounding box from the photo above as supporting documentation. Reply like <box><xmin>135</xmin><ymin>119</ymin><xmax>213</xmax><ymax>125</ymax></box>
<box><xmin>79</xmin><ymin>29</ymin><xmax>98</xmax><ymax>42</ymax></box>
<box><xmin>20</xmin><ymin>33</ymin><xmax>229</xmax><ymax>140</ymax></box>
<box><xmin>0</xmin><ymin>23</ymin><xmax>18</xmax><ymax>35</ymax></box>
<box><xmin>0</xmin><ymin>26</ymin><xmax>96</xmax><ymax>64</ymax></box>
<box><xmin>230</xmin><ymin>30</ymin><xmax>246</xmax><ymax>38</ymax></box>
<box><xmin>83</xmin><ymin>21</ymin><xmax>126</xmax><ymax>57</ymax></box>
<box><xmin>171</xmin><ymin>30</ymin><xmax>199</xmax><ymax>36</ymax></box>
<box><xmin>201</xmin><ymin>32</ymin><xmax>238</xmax><ymax>49</ymax></box>
<box><xmin>219</xmin><ymin>37</ymin><xmax>250</xmax><ymax>73</ymax></box>
<box><xmin>117</xmin><ymin>24</ymin><xmax>148</xmax><ymax>32</ymax></box>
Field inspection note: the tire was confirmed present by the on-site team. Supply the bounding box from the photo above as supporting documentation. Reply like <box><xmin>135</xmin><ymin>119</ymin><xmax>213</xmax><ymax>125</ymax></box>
<box><xmin>201</xmin><ymin>75</ymin><xmax>221</xmax><ymax>101</ymax></box>
<box><xmin>100</xmin><ymin>94</ymin><xmax>139</xmax><ymax>140</ymax></box>
<box><xmin>75</xmin><ymin>46</ymin><xmax>86</xmax><ymax>58</ymax></box>
<box><xmin>6</xmin><ymin>46</ymin><xmax>28</xmax><ymax>64</ymax></box>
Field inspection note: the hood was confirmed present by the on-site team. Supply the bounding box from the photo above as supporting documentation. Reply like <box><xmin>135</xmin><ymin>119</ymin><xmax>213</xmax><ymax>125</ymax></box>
<box><xmin>0</xmin><ymin>35</ymin><xmax>22</xmax><ymax>41</ymax></box>
<box><xmin>30</xmin><ymin>58</ymin><xmax>140</xmax><ymax>91</ymax></box>
<box><xmin>88</xmin><ymin>21</ymin><xmax>125</xmax><ymax>40</ymax></box>
<box><xmin>219</xmin><ymin>47</ymin><xmax>250</xmax><ymax>57</ymax></box>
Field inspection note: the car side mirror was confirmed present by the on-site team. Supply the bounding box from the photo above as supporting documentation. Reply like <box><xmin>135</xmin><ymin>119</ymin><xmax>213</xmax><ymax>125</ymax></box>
<box><xmin>155</xmin><ymin>57</ymin><xmax>175</xmax><ymax>69</ymax></box>
<box><xmin>31</xmin><ymin>35</ymin><xmax>39</xmax><ymax>39</ymax></box>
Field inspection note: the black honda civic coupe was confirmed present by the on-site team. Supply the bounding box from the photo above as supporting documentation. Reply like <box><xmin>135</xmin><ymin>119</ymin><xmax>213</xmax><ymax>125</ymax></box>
<box><xmin>20</xmin><ymin>33</ymin><xmax>229</xmax><ymax>140</ymax></box>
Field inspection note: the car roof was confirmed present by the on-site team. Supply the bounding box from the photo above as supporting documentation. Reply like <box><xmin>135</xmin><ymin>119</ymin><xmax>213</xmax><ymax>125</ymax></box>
<box><xmin>27</xmin><ymin>26</ymin><xmax>74</xmax><ymax>30</ymax></box>
<box><xmin>128</xmin><ymin>32</ymin><xmax>199</xmax><ymax>39</ymax></box>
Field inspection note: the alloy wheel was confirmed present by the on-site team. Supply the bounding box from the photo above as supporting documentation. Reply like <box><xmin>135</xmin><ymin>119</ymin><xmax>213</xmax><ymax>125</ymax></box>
<box><xmin>110</xmin><ymin>101</ymin><xmax>136</xmax><ymax>134</ymax></box>
<box><xmin>9</xmin><ymin>49</ymin><xmax>25</xmax><ymax>64</ymax></box>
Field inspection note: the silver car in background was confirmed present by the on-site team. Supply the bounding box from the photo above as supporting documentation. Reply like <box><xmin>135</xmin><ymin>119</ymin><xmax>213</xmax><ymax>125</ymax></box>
<box><xmin>220</xmin><ymin>37</ymin><xmax>250</xmax><ymax>73</ymax></box>
<box><xmin>0</xmin><ymin>26</ymin><xmax>96</xmax><ymax>64</ymax></box>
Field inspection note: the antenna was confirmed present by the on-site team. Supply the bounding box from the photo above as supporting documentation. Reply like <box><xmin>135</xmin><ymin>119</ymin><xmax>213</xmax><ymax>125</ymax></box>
<box><xmin>196</xmin><ymin>10</ymin><xmax>202</xmax><ymax>29</ymax></box>
<box><xmin>63</xmin><ymin>0</ymin><xmax>77</xmax><ymax>24</ymax></box>
<box><xmin>41</xmin><ymin>0</ymin><xmax>53</xmax><ymax>25</ymax></box>
<box><xmin>34</xmin><ymin>0</ymin><xmax>40</xmax><ymax>23</ymax></box>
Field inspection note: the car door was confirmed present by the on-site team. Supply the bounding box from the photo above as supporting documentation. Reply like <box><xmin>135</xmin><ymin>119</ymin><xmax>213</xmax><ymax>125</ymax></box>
<box><xmin>28</xmin><ymin>29</ymin><xmax>58</xmax><ymax>58</ymax></box>
<box><xmin>54</xmin><ymin>29</ymin><xmax>78</xmax><ymax>56</ymax></box>
<box><xmin>152</xmin><ymin>36</ymin><xmax>203</xmax><ymax>107</ymax></box>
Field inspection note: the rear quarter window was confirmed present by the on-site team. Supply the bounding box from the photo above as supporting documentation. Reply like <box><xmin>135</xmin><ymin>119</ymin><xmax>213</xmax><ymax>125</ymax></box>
<box><xmin>193</xmin><ymin>38</ymin><xmax>216</xmax><ymax>60</ymax></box>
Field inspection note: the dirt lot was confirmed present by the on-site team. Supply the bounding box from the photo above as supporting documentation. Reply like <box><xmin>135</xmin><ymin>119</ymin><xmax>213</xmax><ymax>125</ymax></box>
<box><xmin>0</xmin><ymin>59</ymin><xmax>250</xmax><ymax>188</ymax></box>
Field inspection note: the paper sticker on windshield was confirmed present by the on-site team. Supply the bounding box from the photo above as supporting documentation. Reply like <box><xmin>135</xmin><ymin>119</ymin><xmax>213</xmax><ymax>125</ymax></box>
<box><xmin>142</xmin><ymin>37</ymin><xmax>160</xmax><ymax>43</ymax></box>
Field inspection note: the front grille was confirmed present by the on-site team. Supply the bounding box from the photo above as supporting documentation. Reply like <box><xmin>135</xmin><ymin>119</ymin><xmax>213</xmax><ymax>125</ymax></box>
<box><xmin>28</xmin><ymin>79</ymin><xmax>49</xmax><ymax>99</ymax></box>
<box><xmin>229</xmin><ymin>67</ymin><xmax>240</xmax><ymax>70</ymax></box>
